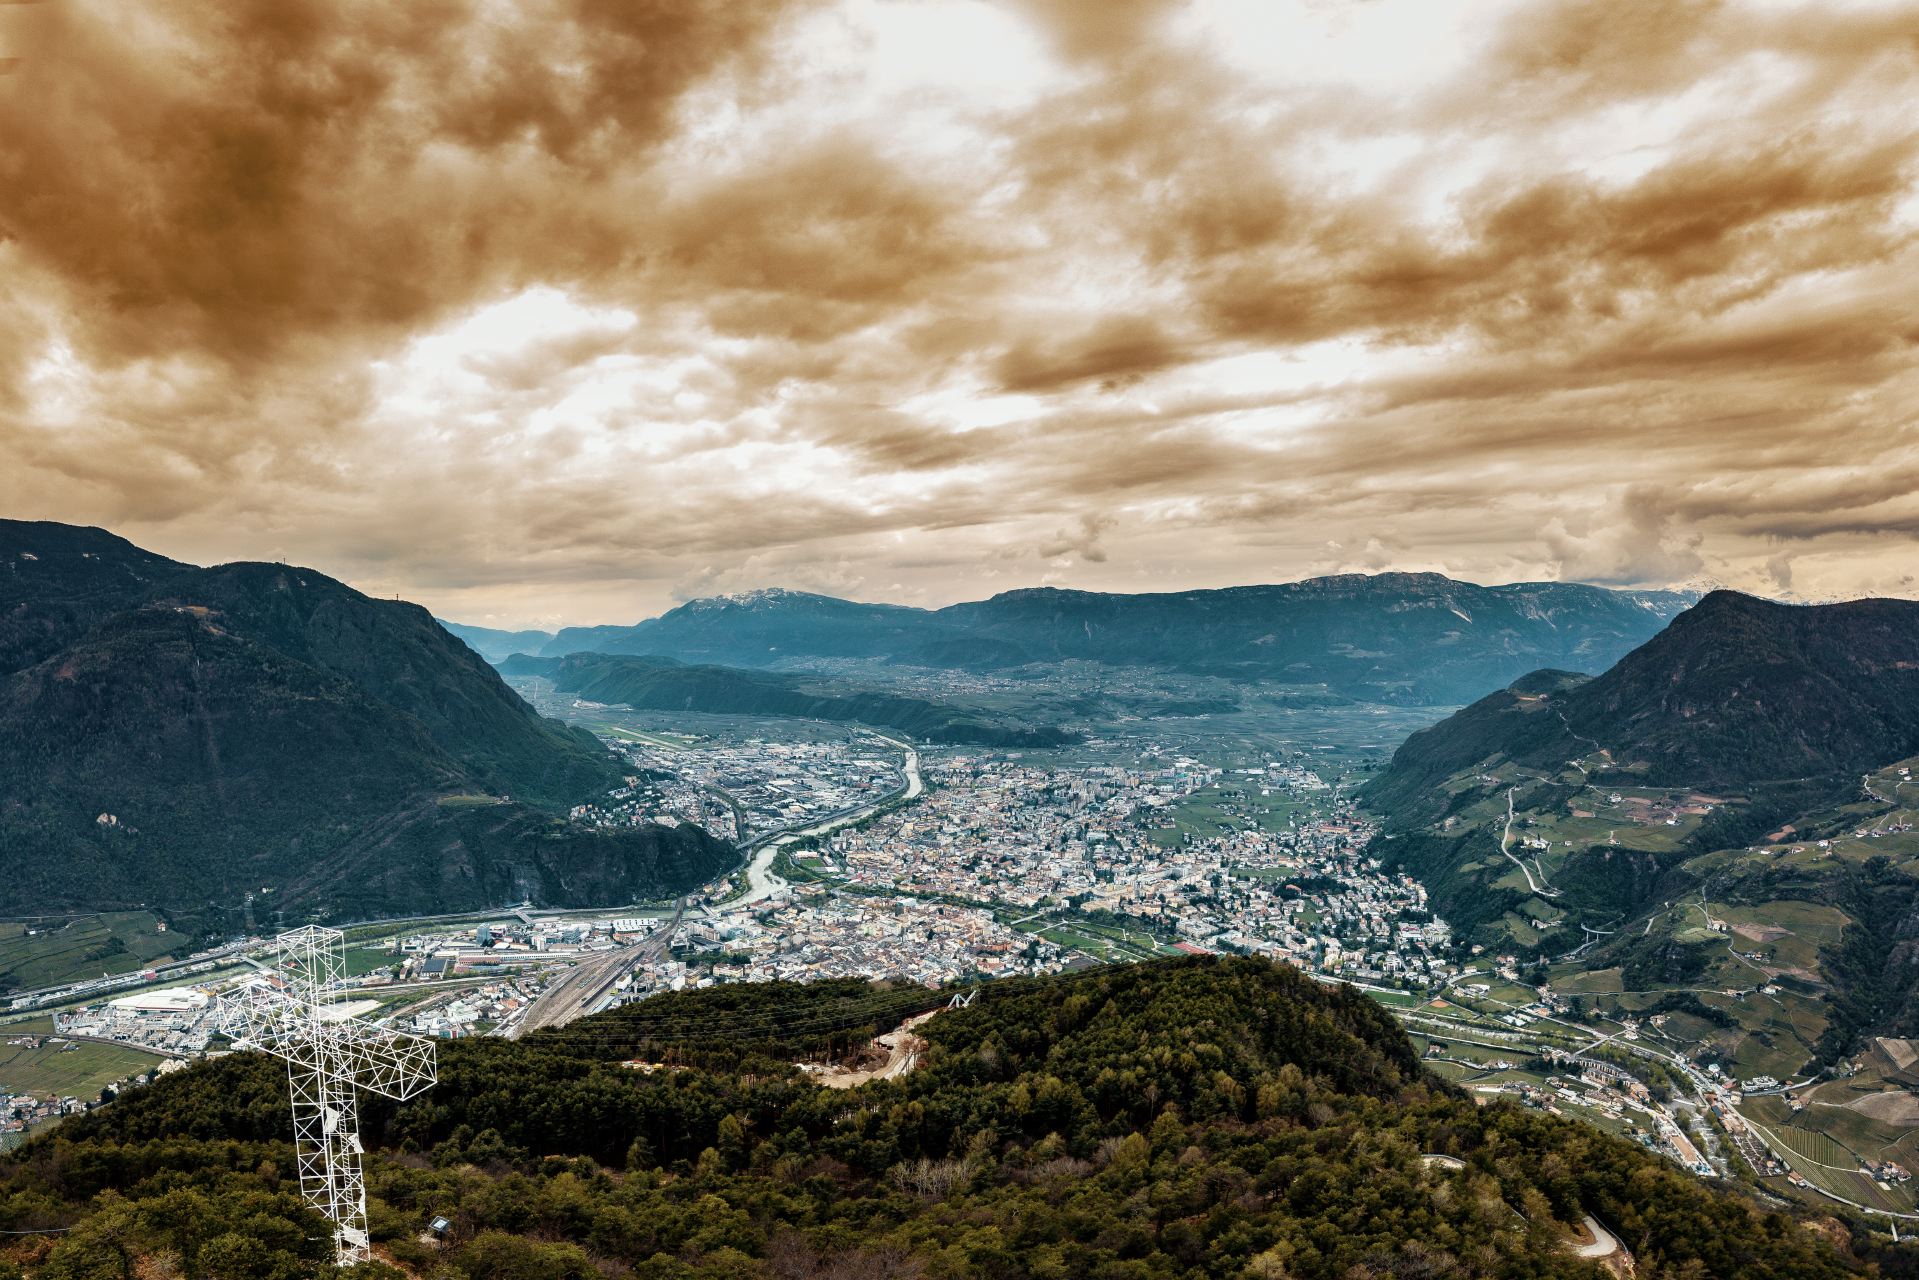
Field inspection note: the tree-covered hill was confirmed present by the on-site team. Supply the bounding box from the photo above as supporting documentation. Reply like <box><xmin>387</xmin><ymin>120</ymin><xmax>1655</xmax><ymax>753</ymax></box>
<box><xmin>0</xmin><ymin>956</ymin><xmax>1887</xmax><ymax>1278</ymax></box>
<box><xmin>1368</xmin><ymin>592</ymin><xmax>1919</xmax><ymax>816</ymax></box>
<box><xmin>1362</xmin><ymin>593</ymin><xmax>1919</xmax><ymax>922</ymax></box>
<box><xmin>0</xmin><ymin>520</ymin><xmax>191</xmax><ymax>675</ymax></box>
<box><xmin>503</xmin><ymin>651</ymin><xmax>1080</xmax><ymax>747</ymax></box>
<box><xmin>1559</xmin><ymin>591</ymin><xmax>1919</xmax><ymax>788</ymax></box>
<box><xmin>0</xmin><ymin>522</ymin><xmax>734</xmax><ymax>934</ymax></box>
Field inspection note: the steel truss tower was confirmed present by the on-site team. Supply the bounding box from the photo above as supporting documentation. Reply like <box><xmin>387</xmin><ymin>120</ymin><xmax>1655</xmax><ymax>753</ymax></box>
<box><xmin>220</xmin><ymin>926</ymin><xmax>437</xmax><ymax>1267</ymax></box>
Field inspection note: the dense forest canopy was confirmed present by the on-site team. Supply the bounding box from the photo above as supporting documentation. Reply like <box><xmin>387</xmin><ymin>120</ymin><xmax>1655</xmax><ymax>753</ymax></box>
<box><xmin>0</xmin><ymin>520</ymin><xmax>734</xmax><ymax>928</ymax></box>
<box><xmin>1</xmin><ymin>956</ymin><xmax>1894</xmax><ymax>1279</ymax></box>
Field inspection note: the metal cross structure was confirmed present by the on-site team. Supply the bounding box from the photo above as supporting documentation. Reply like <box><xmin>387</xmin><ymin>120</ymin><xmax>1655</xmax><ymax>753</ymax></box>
<box><xmin>219</xmin><ymin>926</ymin><xmax>437</xmax><ymax>1267</ymax></box>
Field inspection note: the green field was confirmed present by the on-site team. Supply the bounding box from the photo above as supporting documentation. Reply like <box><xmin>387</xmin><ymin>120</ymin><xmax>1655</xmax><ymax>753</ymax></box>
<box><xmin>1361</xmin><ymin>987</ymin><xmax>1422</xmax><ymax>1008</ymax></box>
<box><xmin>1027</xmin><ymin>919</ymin><xmax>1175</xmax><ymax>963</ymax></box>
<box><xmin>0</xmin><ymin>912</ymin><xmax>178</xmax><ymax>995</ymax></box>
<box><xmin>341</xmin><ymin>945</ymin><xmax>400</xmax><ymax>978</ymax></box>
<box><xmin>1069</xmin><ymin>918</ymin><xmax>1182</xmax><ymax>957</ymax></box>
<box><xmin>772</xmin><ymin>849</ymin><xmax>831</xmax><ymax>885</ymax></box>
<box><xmin>1144</xmin><ymin>784</ymin><xmax>1323</xmax><ymax>848</ymax></box>
<box><xmin>0</xmin><ymin>1018</ymin><xmax>163</xmax><ymax>1099</ymax></box>
<box><xmin>1555</xmin><ymin>966</ymin><xmax>1625</xmax><ymax>994</ymax></box>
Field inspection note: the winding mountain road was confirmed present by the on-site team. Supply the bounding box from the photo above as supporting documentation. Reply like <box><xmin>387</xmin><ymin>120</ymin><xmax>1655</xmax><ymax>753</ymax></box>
<box><xmin>1572</xmin><ymin>1213</ymin><xmax>1625</xmax><ymax>1262</ymax></box>
<box><xmin>1499</xmin><ymin>788</ymin><xmax>1561</xmax><ymax>898</ymax></box>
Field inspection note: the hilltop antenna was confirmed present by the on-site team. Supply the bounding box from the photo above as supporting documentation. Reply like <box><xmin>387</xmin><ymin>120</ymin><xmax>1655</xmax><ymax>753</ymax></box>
<box><xmin>219</xmin><ymin>926</ymin><xmax>437</xmax><ymax>1266</ymax></box>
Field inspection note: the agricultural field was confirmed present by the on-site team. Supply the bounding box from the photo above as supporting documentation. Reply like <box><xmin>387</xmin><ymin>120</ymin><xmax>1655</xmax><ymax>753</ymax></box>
<box><xmin>0</xmin><ymin>912</ymin><xmax>179</xmax><ymax>995</ymax></box>
<box><xmin>1555</xmin><ymin>966</ymin><xmax>1626</xmax><ymax>994</ymax></box>
<box><xmin>0</xmin><ymin>1017</ymin><xmax>164</xmax><ymax>1100</ymax></box>
<box><xmin>1739</xmin><ymin>1097</ymin><xmax>1919</xmax><ymax>1215</ymax></box>
<box><xmin>1736</xmin><ymin>1037</ymin><xmax>1919</xmax><ymax>1207</ymax></box>
<box><xmin>1574</xmin><ymin>977</ymin><xmax>1828</xmax><ymax>1086</ymax></box>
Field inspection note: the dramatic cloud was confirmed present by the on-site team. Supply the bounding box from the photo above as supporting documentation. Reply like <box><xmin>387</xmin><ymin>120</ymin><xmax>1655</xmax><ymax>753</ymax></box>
<box><xmin>2</xmin><ymin>0</ymin><xmax>1917</xmax><ymax>627</ymax></box>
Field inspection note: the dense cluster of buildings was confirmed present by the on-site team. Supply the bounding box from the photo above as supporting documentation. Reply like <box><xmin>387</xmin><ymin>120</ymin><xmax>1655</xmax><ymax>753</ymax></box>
<box><xmin>57</xmin><ymin>988</ymin><xmax>218</xmax><ymax>1057</ymax></box>
<box><xmin>2</xmin><ymin>1083</ymin><xmax>89</xmax><ymax>1144</ymax></box>
<box><xmin>677</xmin><ymin>890</ymin><xmax>1068</xmax><ymax>987</ymax></box>
<box><xmin>823</xmin><ymin>755</ymin><xmax>1216</xmax><ymax>906</ymax></box>
<box><xmin>395</xmin><ymin>915</ymin><xmax>651</xmax><ymax>979</ymax></box>
<box><xmin>11</xmin><ymin>747</ymin><xmax>1477</xmax><ymax>1081</ymax></box>
<box><xmin>799</xmin><ymin>754</ymin><xmax>1453</xmax><ymax>986</ymax></box>
<box><xmin>14</xmin><ymin>729</ymin><xmax>1832</xmax><ymax>1198</ymax></box>
<box><xmin>570</xmin><ymin>735</ymin><xmax>903</xmax><ymax>842</ymax></box>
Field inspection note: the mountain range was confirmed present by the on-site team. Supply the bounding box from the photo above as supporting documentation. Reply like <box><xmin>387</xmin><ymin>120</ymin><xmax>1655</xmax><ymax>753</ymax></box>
<box><xmin>436</xmin><ymin>620</ymin><xmax>557</xmax><ymax>663</ymax></box>
<box><xmin>444</xmin><ymin>576</ymin><xmax>1696</xmax><ymax>705</ymax></box>
<box><xmin>0</xmin><ymin>522</ymin><xmax>732</xmax><ymax>941</ymax></box>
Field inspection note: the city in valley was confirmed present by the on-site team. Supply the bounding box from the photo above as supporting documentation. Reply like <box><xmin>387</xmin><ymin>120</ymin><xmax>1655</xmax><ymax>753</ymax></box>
<box><xmin>5</xmin><ymin>691</ymin><xmax>1856</xmax><ymax>1214</ymax></box>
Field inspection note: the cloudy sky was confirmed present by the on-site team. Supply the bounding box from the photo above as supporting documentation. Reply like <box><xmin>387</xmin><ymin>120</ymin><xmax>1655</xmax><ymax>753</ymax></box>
<box><xmin>3</xmin><ymin>0</ymin><xmax>1917</xmax><ymax>629</ymax></box>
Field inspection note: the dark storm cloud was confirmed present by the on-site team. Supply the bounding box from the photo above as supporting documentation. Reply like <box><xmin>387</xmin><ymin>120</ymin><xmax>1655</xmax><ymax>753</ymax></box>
<box><xmin>994</xmin><ymin>316</ymin><xmax>1183</xmax><ymax>392</ymax></box>
<box><xmin>0</xmin><ymin>0</ymin><xmax>818</xmax><ymax>363</ymax></box>
<box><xmin>2</xmin><ymin>0</ymin><xmax>1917</xmax><ymax>622</ymax></box>
<box><xmin>1005</xmin><ymin>0</ymin><xmax>1182</xmax><ymax>63</ymax></box>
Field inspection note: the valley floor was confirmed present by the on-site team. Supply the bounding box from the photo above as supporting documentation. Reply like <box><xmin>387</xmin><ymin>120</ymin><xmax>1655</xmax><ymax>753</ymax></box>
<box><xmin>8</xmin><ymin>701</ymin><xmax>1916</xmax><ymax>1234</ymax></box>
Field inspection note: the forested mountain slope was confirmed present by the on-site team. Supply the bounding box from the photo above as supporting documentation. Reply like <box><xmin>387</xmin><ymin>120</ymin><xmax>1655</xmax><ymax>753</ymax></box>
<box><xmin>1369</xmin><ymin>592</ymin><xmax>1919</xmax><ymax>817</ymax></box>
<box><xmin>0</xmin><ymin>522</ymin><xmax>733</xmax><ymax>933</ymax></box>
<box><xmin>0</xmin><ymin>956</ymin><xmax>1880</xmax><ymax>1278</ymax></box>
<box><xmin>1362</xmin><ymin>593</ymin><xmax>1919</xmax><ymax>1074</ymax></box>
